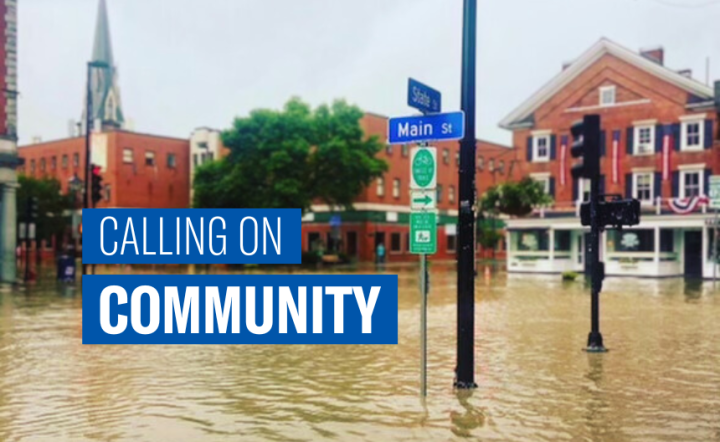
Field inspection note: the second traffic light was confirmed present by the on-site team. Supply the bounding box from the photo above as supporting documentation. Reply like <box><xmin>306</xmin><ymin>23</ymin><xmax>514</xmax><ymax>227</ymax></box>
<box><xmin>570</xmin><ymin>114</ymin><xmax>601</xmax><ymax>180</ymax></box>
<box><xmin>91</xmin><ymin>164</ymin><xmax>103</xmax><ymax>206</ymax></box>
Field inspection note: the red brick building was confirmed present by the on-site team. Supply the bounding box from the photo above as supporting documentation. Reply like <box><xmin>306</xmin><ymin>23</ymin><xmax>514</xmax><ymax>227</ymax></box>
<box><xmin>500</xmin><ymin>38</ymin><xmax>720</xmax><ymax>278</ymax></box>
<box><xmin>301</xmin><ymin>113</ymin><xmax>515</xmax><ymax>263</ymax></box>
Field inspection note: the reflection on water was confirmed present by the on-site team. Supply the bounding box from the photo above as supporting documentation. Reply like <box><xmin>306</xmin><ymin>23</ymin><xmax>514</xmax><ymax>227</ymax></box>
<box><xmin>0</xmin><ymin>266</ymin><xmax>719</xmax><ymax>441</ymax></box>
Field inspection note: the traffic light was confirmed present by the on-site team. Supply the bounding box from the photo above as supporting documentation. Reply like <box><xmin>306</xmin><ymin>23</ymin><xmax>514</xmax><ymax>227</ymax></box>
<box><xmin>91</xmin><ymin>164</ymin><xmax>103</xmax><ymax>206</ymax></box>
<box><xmin>26</xmin><ymin>196</ymin><xmax>39</xmax><ymax>221</ymax></box>
<box><xmin>570</xmin><ymin>114</ymin><xmax>601</xmax><ymax>180</ymax></box>
<box><xmin>581</xmin><ymin>198</ymin><xmax>641</xmax><ymax>228</ymax></box>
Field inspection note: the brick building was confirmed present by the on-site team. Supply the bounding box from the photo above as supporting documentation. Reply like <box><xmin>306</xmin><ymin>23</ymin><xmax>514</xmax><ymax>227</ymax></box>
<box><xmin>500</xmin><ymin>38</ymin><xmax>720</xmax><ymax>278</ymax></box>
<box><xmin>301</xmin><ymin>112</ymin><xmax>515</xmax><ymax>263</ymax></box>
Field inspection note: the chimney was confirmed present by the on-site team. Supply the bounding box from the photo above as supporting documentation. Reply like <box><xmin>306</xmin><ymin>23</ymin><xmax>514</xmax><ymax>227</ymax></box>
<box><xmin>31</xmin><ymin>136</ymin><xmax>42</xmax><ymax>144</ymax></box>
<box><xmin>68</xmin><ymin>119</ymin><xmax>76</xmax><ymax>137</ymax></box>
<box><xmin>640</xmin><ymin>46</ymin><xmax>664</xmax><ymax>65</ymax></box>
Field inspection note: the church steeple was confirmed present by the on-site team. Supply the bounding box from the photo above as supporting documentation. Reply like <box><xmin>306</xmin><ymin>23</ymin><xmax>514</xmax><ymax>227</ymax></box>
<box><xmin>83</xmin><ymin>0</ymin><xmax>124</xmax><ymax>132</ymax></box>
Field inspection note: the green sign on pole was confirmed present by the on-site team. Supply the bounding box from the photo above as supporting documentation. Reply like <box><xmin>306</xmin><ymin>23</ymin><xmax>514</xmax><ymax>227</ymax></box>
<box><xmin>411</xmin><ymin>147</ymin><xmax>437</xmax><ymax>190</ymax></box>
<box><xmin>410</xmin><ymin>211</ymin><xmax>437</xmax><ymax>254</ymax></box>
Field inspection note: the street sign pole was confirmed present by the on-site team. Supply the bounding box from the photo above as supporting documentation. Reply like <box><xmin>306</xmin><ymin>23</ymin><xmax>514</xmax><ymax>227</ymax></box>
<box><xmin>456</xmin><ymin>0</ymin><xmax>477</xmax><ymax>389</ymax></box>
<box><xmin>419</xmin><ymin>141</ymin><xmax>429</xmax><ymax>399</ymax></box>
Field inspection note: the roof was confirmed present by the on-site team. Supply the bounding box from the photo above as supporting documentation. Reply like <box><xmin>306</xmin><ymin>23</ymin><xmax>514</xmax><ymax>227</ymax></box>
<box><xmin>499</xmin><ymin>38</ymin><xmax>715</xmax><ymax>129</ymax></box>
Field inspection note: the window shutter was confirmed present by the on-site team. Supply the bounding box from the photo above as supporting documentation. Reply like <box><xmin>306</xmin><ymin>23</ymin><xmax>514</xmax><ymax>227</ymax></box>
<box><xmin>655</xmin><ymin>124</ymin><xmax>663</xmax><ymax>153</ymax></box>
<box><xmin>705</xmin><ymin>119</ymin><xmax>714</xmax><ymax>149</ymax></box>
<box><xmin>654</xmin><ymin>172</ymin><xmax>662</xmax><ymax>200</ymax></box>
<box><xmin>672</xmin><ymin>123</ymin><xmax>681</xmax><ymax>151</ymax></box>
<box><xmin>600</xmin><ymin>130</ymin><xmax>606</xmax><ymax>157</ymax></box>
<box><xmin>599</xmin><ymin>175</ymin><xmax>606</xmax><ymax>196</ymax></box>
<box><xmin>550</xmin><ymin>135</ymin><xmax>557</xmax><ymax>160</ymax></box>
<box><xmin>705</xmin><ymin>168</ymin><xmax>712</xmax><ymax>196</ymax></box>
<box><xmin>626</xmin><ymin>127</ymin><xmax>633</xmax><ymax>154</ymax></box>
<box><xmin>549</xmin><ymin>177</ymin><xmax>556</xmax><ymax>198</ymax></box>
<box><xmin>672</xmin><ymin>171</ymin><xmax>679</xmax><ymax>198</ymax></box>
<box><xmin>625</xmin><ymin>173</ymin><xmax>632</xmax><ymax>198</ymax></box>
<box><xmin>572</xmin><ymin>177</ymin><xmax>578</xmax><ymax>201</ymax></box>
<box><xmin>527</xmin><ymin>137</ymin><xmax>533</xmax><ymax>162</ymax></box>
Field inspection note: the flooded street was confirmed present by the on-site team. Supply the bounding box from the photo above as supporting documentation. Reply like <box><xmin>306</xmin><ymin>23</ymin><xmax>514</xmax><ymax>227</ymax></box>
<box><xmin>0</xmin><ymin>265</ymin><xmax>719</xmax><ymax>441</ymax></box>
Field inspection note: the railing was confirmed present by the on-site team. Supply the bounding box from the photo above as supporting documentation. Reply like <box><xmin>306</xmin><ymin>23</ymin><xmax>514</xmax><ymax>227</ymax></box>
<box><xmin>530</xmin><ymin>196</ymin><xmax>711</xmax><ymax>218</ymax></box>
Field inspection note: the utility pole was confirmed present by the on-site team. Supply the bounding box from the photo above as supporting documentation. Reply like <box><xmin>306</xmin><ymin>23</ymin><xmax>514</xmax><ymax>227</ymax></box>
<box><xmin>456</xmin><ymin>0</ymin><xmax>478</xmax><ymax>389</ymax></box>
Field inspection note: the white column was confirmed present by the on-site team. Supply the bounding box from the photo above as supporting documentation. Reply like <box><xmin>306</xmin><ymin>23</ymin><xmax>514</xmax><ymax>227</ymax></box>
<box><xmin>702</xmin><ymin>227</ymin><xmax>708</xmax><ymax>277</ymax></box>
<box><xmin>548</xmin><ymin>228</ymin><xmax>555</xmax><ymax>262</ymax></box>
<box><xmin>654</xmin><ymin>226</ymin><xmax>661</xmax><ymax>266</ymax></box>
<box><xmin>0</xmin><ymin>184</ymin><xmax>17</xmax><ymax>283</ymax></box>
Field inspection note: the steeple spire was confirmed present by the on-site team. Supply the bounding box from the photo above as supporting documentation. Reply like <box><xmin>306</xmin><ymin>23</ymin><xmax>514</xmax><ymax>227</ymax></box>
<box><xmin>83</xmin><ymin>0</ymin><xmax>124</xmax><ymax>132</ymax></box>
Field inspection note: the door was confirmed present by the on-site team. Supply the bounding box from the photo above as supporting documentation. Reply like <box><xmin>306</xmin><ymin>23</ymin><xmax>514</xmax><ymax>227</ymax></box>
<box><xmin>346</xmin><ymin>231</ymin><xmax>358</xmax><ymax>256</ymax></box>
<box><xmin>684</xmin><ymin>231</ymin><xmax>703</xmax><ymax>277</ymax></box>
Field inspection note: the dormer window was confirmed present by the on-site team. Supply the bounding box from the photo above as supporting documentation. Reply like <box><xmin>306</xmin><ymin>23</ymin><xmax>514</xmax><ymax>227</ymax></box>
<box><xmin>599</xmin><ymin>86</ymin><xmax>616</xmax><ymax>106</ymax></box>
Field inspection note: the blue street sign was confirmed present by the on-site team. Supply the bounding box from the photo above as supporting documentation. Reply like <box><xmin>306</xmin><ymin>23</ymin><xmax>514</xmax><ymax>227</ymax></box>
<box><xmin>329</xmin><ymin>215</ymin><xmax>341</xmax><ymax>227</ymax></box>
<box><xmin>387</xmin><ymin>111</ymin><xmax>465</xmax><ymax>145</ymax></box>
<box><xmin>408</xmin><ymin>78</ymin><xmax>441</xmax><ymax>114</ymax></box>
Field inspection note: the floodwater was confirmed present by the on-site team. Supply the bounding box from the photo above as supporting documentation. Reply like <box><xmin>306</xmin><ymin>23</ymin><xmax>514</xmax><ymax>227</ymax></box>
<box><xmin>0</xmin><ymin>265</ymin><xmax>719</xmax><ymax>441</ymax></box>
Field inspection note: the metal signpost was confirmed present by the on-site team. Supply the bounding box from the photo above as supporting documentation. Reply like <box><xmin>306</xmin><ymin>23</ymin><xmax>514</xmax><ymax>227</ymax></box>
<box><xmin>708</xmin><ymin>176</ymin><xmax>720</xmax><ymax>284</ymax></box>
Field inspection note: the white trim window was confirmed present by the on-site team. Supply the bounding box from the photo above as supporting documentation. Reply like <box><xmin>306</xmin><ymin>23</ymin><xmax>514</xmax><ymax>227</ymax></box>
<box><xmin>599</xmin><ymin>85</ymin><xmax>616</xmax><ymax>106</ymax></box>
<box><xmin>634</xmin><ymin>125</ymin><xmax>655</xmax><ymax>155</ymax></box>
<box><xmin>392</xmin><ymin>178</ymin><xmax>400</xmax><ymax>199</ymax></box>
<box><xmin>680</xmin><ymin>170</ymin><xmax>703</xmax><ymax>198</ymax></box>
<box><xmin>680</xmin><ymin>117</ymin><xmax>704</xmax><ymax>151</ymax></box>
<box><xmin>530</xmin><ymin>173</ymin><xmax>550</xmax><ymax>194</ymax></box>
<box><xmin>578</xmin><ymin>178</ymin><xmax>591</xmax><ymax>202</ymax></box>
<box><xmin>533</xmin><ymin>135</ymin><xmax>550</xmax><ymax>162</ymax></box>
<box><xmin>376</xmin><ymin>177</ymin><xmax>385</xmax><ymax>197</ymax></box>
<box><xmin>633</xmin><ymin>172</ymin><xmax>653</xmax><ymax>203</ymax></box>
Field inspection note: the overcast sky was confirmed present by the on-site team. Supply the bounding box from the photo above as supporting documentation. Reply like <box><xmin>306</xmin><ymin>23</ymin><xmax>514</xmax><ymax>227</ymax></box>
<box><xmin>18</xmin><ymin>0</ymin><xmax>720</xmax><ymax>146</ymax></box>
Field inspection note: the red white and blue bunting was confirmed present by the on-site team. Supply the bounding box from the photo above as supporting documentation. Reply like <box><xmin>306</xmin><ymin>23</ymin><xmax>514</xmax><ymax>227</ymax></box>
<box><xmin>667</xmin><ymin>196</ymin><xmax>709</xmax><ymax>214</ymax></box>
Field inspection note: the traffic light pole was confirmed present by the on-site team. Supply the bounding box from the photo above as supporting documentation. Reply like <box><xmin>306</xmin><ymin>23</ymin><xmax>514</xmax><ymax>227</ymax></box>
<box><xmin>587</xmin><ymin>166</ymin><xmax>605</xmax><ymax>351</ymax></box>
<box><xmin>455</xmin><ymin>0</ymin><xmax>478</xmax><ymax>389</ymax></box>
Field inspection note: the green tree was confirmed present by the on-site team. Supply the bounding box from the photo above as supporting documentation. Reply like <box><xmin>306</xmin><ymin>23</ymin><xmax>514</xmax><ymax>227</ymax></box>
<box><xmin>479</xmin><ymin>177</ymin><xmax>553</xmax><ymax>217</ymax></box>
<box><xmin>17</xmin><ymin>175</ymin><xmax>74</xmax><ymax>252</ymax></box>
<box><xmin>193</xmin><ymin>98</ymin><xmax>387</xmax><ymax>211</ymax></box>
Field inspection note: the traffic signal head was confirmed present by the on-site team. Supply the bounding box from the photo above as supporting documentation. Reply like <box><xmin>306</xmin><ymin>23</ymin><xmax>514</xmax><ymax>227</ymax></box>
<box><xmin>570</xmin><ymin>114</ymin><xmax>601</xmax><ymax>180</ymax></box>
<box><xmin>91</xmin><ymin>164</ymin><xmax>103</xmax><ymax>206</ymax></box>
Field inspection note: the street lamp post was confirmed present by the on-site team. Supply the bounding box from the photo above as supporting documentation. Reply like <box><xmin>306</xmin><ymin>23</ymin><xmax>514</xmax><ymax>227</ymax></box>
<box><xmin>83</xmin><ymin>60</ymin><xmax>109</xmax><ymax>275</ymax></box>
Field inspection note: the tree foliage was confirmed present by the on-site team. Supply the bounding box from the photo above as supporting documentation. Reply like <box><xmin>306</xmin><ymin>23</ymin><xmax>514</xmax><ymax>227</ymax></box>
<box><xmin>193</xmin><ymin>98</ymin><xmax>387</xmax><ymax>212</ymax></box>
<box><xmin>479</xmin><ymin>177</ymin><xmax>553</xmax><ymax>217</ymax></box>
<box><xmin>16</xmin><ymin>175</ymin><xmax>74</xmax><ymax>245</ymax></box>
<box><xmin>477</xmin><ymin>225</ymin><xmax>503</xmax><ymax>250</ymax></box>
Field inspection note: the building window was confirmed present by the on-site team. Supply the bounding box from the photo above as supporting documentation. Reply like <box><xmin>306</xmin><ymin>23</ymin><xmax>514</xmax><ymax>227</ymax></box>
<box><xmin>62</xmin><ymin>155</ymin><xmax>68</xmax><ymax>169</ymax></box>
<box><xmin>681</xmin><ymin>119</ymin><xmax>704</xmax><ymax>151</ymax></box>
<box><xmin>401</xmin><ymin>144</ymin><xmax>409</xmax><ymax>157</ymax></box>
<box><xmin>447</xmin><ymin>234</ymin><xmax>457</xmax><ymax>252</ymax></box>
<box><xmin>514</xmin><ymin>229</ymin><xmax>550</xmax><ymax>251</ymax></box>
<box><xmin>390</xmin><ymin>233</ymin><xmax>401</xmax><ymax>253</ymax></box>
<box><xmin>660</xmin><ymin>229</ymin><xmax>674</xmax><ymax>253</ymax></box>
<box><xmin>443</xmin><ymin>149</ymin><xmax>449</xmax><ymax>164</ymax></box>
<box><xmin>145</xmin><ymin>151</ymin><xmax>156</xmax><ymax>166</ymax></box>
<box><xmin>193</xmin><ymin>153</ymin><xmax>199</xmax><ymax>167</ymax></box>
<box><xmin>607</xmin><ymin>229</ymin><xmax>655</xmax><ymax>253</ymax></box>
<box><xmin>578</xmin><ymin>178</ymin><xmax>591</xmax><ymax>201</ymax></box>
<box><xmin>437</xmin><ymin>184</ymin><xmax>443</xmax><ymax>203</ymax></box>
<box><xmin>455</xmin><ymin>152</ymin><xmax>460</xmax><ymax>166</ymax></box>
<box><xmin>555</xmin><ymin>231</ymin><xmax>571</xmax><ymax>251</ymax></box>
<box><xmin>40</xmin><ymin>158</ymin><xmax>46</xmax><ymax>171</ymax></box>
<box><xmin>30</xmin><ymin>159</ymin><xmax>35</xmax><ymax>173</ymax></box>
<box><xmin>634</xmin><ymin>125</ymin><xmax>654</xmax><ymax>155</ymax></box>
<box><xmin>123</xmin><ymin>148</ymin><xmax>133</xmax><ymax>163</ymax></box>
<box><xmin>633</xmin><ymin>172</ymin><xmax>653</xmax><ymax>202</ymax></box>
<box><xmin>167</xmin><ymin>153</ymin><xmax>177</xmax><ymax>168</ymax></box>
<box><xmin>599</xmin><ymin>85</ymin><xmax>616</xmax><ymax>106</ymax></box>
<box><xmin>449</xmin><ymin>185</ymin><xmax>455</xmax><ymax>203</ymax></box>
<box><xmin>498</xmin><ymin>160</ymin><xmax>505</xmax><ymax>174</ymax></box>
<box><xmin>392</xmin><ymin>178</ymin><xmax>400</xmax><ymax>199</ymax></box>
<box><xmin>51</xmin><ymin>156</ymin><xmax>56</xmax><ymax>170</ymax></box>
<box><xmin>533</xmin><ymin>135</ymin><xmax>550</xmax><ymax>161</ymax></box>
<box><xmin>376</xmin><ymin>177</ymin><xmax>385</xmax><ymax>196</ymax></box>
<box><xmin>531</xmin><ymin>174</ymin><xmax>550</xmax><ymax>194</ymax></box>
<box><xmin>488</xmin><ymin>159</ymin><xmax>495</xmax><ymax>172</ymax></box>
<box><xmin>73</xmin><ymin>153</ymin><xmax>79</xmax><ymax>167</ymax></box>
<box><xmin>104</xmin><ymin>184</ymin><xmax>111</xmax><ymax>202</ymax></box>
<box><xmin>477</xmin><ymin>156</ymin><xmax>484</xmax><ymax>171</ymax></box>
<box><xmin>386</xmin><ymin>144</ymin><xmax>393</xmax><ymax>155</ymax></box>
<box><xmin>681</xmin><ymin>170</ymin><xmax>702</xmax><ymax>198</ymax></box>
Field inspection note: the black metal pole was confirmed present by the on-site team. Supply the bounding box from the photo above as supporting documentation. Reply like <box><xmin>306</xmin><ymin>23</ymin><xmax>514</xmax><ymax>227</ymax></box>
<box><xmin>83</xmin><ymin>62</ymin><xmax>92</xmax><ymax>276</ymax></box>
<box><xmin>24</xmin><ymin>202</ymin><xmax>30</xmax><ymax>282</ymax></box>
<box><xmin>455</xmin><ymin>0</ymin><xmax>478</xmax><ymax>389</ymax></box>
<box><xmin>587</xmin><ymin>174</ymin><xmax>604</xmax><ymax>350</ymax></box>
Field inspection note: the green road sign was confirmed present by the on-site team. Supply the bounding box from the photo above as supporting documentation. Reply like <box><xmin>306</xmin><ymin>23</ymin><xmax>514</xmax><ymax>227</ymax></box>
<box><xmin>410</xmin><ymin>212</ymin><xmax>437</xmax><ymax>254</ymax></box>
<box><xmin>410</xmin><ymin>189</ymin><xmax>436</xmax><ymax>210</ymax></box>
<box><xmin>710</xmin><ymin>176</ymin><xmax>720</xmax><ymax>209</ymax></box>
<box><xmin>411</xmin><ymin>147</ymin><xmax>437</xmax><ymax>189</ymax></box>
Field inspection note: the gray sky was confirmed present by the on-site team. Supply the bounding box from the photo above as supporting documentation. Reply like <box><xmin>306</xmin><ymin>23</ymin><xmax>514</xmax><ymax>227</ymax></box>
<box><xmin>18</xmin><ymin>0</ymin><xmax>720</xmax><ymax>146</ymax></box>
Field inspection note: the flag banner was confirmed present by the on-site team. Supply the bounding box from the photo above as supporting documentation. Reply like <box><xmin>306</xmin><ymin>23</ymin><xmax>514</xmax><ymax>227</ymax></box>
<box><xmin>662</xmin><ymin>127</ymin><xmax>672</xmax><ymax>181</ymax></box>
<box><xmin>612</xmin><ymin>130</ymin><xmax>620</xmax><ymax>184</ymax></box>
<box><xmin>81</xmin><ymin>209</ymin><xmax>302</xmax><ymax>264</ymax></box>
<box><xmin>82</xmin><ymin>275</ymin><xmax>399</xmax><ymax>344</ymax></box>
<box><xmin>667</xmin><ymin>196</ymin><xmax>708</xmax><ymax>214</ymax></box>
